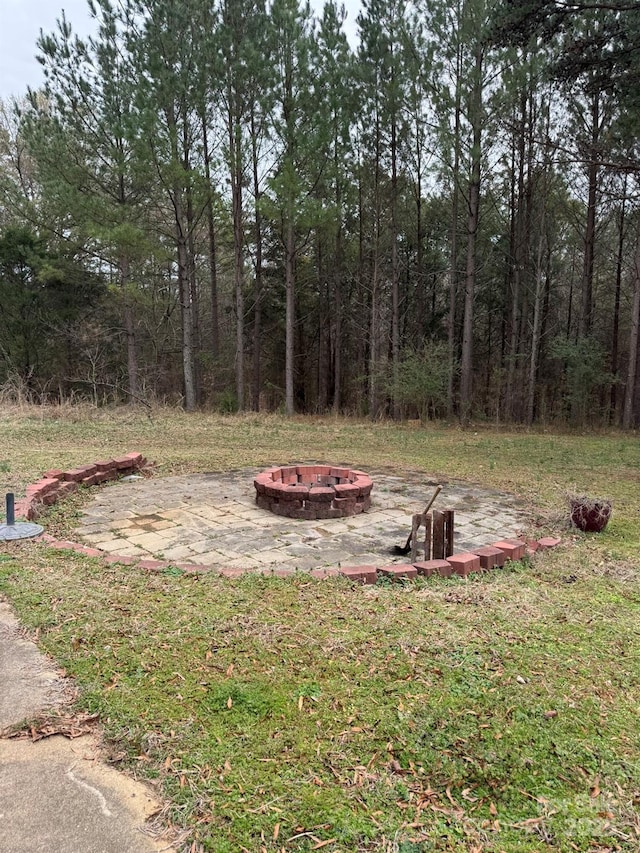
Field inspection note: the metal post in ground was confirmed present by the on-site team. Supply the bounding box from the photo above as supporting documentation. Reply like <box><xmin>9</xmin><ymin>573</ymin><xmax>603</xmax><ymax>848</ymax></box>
<box><xmin>6</xmin><ymin>493</ymin><xmax>15</xmax><ymax>526</ymax></box>
<box><xmin>0</xmin><ymin>493</ymin><xmax>43</xmax><ymax>541</ymax></box>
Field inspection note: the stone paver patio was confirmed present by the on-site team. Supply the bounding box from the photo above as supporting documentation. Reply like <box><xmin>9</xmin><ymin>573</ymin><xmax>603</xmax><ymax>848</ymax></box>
<box><xmin>73</xmin><ymin>468</ymin><xmax>530</xmax><ymax>574</ymax></box>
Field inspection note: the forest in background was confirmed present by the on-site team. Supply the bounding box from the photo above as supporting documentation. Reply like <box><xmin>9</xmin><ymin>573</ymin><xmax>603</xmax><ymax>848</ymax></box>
<box><xmin>0</xmin><ymin>0</ymin><xmax>639</xmax><ymax>427</ymax></box>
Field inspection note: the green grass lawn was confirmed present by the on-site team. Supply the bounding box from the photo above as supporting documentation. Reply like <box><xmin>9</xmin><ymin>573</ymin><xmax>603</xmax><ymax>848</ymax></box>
<box><xmin>1</xmin><ymin>405</ymin><xmax>639</xmax><ymax>852</ymax></box>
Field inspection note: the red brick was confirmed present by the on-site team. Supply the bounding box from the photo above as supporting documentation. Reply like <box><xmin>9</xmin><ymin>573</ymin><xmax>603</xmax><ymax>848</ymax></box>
<box><xmin>493</xmin><ymin>539</ymin><xmax>526</xmax><ymax>561</ymax></box>
<box><xmin>339</xmin><ymin>565</ymin><xmax>378</xmax><ymax>584</ymax></box>
<box><xmin>307</xmin><ymin>486</ymin><xmax>335</xmax><ymax>503</ymax></box>
<box><xmin>334</xmin><ymin>482</ymin><xmax>360</xmax><ymax>499</ymax></box>
<box><xmin>265</xmin><ymin>482</ymin><xmax>286</xmax><ymax>498</ymax></box>
<box><xmin>218</xmin><ymin>567</ymin><xmax>248</xmax><ymax>578</ymax></box>
<box><xmin>41</xmin><ymin>492</ymin><xmax>59</xmax><ymax>506</ymax></box>
<box><xmin>137</xmin><ymin>559</ymin><xmax>167</xmax><ymax>571</ymax></box>
<box><xmin>297</xmin><ymin>465</ymin><xmax>329</xmax><ymax>478</ymax></box>
<box><xmin>526</xmin><ymin>539</ymin><xmax>541</xmax><ymax>553</ymax></box>
<box><xmin>277</xmin><ymin>501</ymin><xmax>304</xmax><ymax>517</ymax></box>
<box><xmin>43</xmin><ymin>469</ymin><xmax>64</xmax><ymax>481</ymax></box>
<box><xmin>256</xmin><ymin>494</ymin><xmax>273</xmax><ymax>511</ymax></box>
<box><xmin>83</xmin><ymin>474</ymin><xmax>104</xmax><ymax>487</ymax></box>
<box><xmin>29</xmin><ymin>478</ymin><xmax>59</xmax><ymax>496</ymax></box>
<box><xmin>113</xmin><ymin>456</ymin><xmax>137</xmax><ymax>470</ymax></box>
<box><xmin>175</xmin><ymin>563</ymin><xmax>208</xmax><ymax>573</ymax></box>
<box><xmin>14</xmin><ymin>499</ymin><xmax>35</xmax><ymax>520</ymax></box>
<box><xmin>289</xmin><ymin>507</ymin><xmax>315</xmax><ymax>520</ymax></box>
<box><xmin>63</xmin><ymin>468</ymin><xmax>91</xmax><ymax>482</ymax></box>
<box><xmin>268</xmin><ymin>568</ymin><xmax>295</xmax><ymax>578</ymax></box>
<box><xmin>47</xmin><ymin>540</ymin><xmax>78</xmax><ymax>550</ymax></box>
<box><xmin>330</xmin><ymin>467</ymin><xmax>351</xmax><ymax>479</ymax></box>
<box><xmin>279</xmin><ymin>466</ymin><xmax>298</xmax><ymax>480</ymax></box>
<box><xmin>280</xmin><ymin>485</ymin><xmax>309</xmax><ymax>501</ymax></box>
<box><xmin>471</xmin><ymin>545</ymin><xmax>506</xmax><ymax>569</ymax></box>
<box><xmin>123</xmin><ymin>452</ymin><xmax>144</xmax><ymax>466</ymax></box>
<box><xmin>332</xmin><ymin>497</ymin><xmax>358</xmax><ymax>516</ymax></box>
<box><xmin>102</xmin><ymin>555</ymin><xmax>136</xmax><ymax>565</ymax></box>
<box><xmin>309</xmin><ymin>568</ymin><xmax>341</xmax><ymax>579</ymax></box>
<box><xmin>538</xmin><ymin>536</ymin><xmax>561</xmax><ymax>550</ymax></box>
<box><xmin>378</xmin><ymin>564</ymin><xmax>418</xmax><ymax>581</ymax></box>
<box><xmin>94</xmin><ymin>460</ymin><xmax>118</xmax><ymax>473</ymax></box>
<box><xmin>355</xmin><ymin>476</ymin><xmax>373</xmax><ymax>497</ymax></box>
<box><xmin>96</xmin><ymin>468</ymin><xmax>119</xmax><ymax>483</ymax></box>
<box><xmin>58</xmin><ymin>480</ymin><xmax>78</xmax><ymax>498</ymax></box>
<box><xmin>413</xmin><ymin>559</ymin><xmax>453</xmax><ymax>578</ymax></box>
<box><xmin>447</xmin><ymin>552</ymin><xmax>482</xmax><ymax>577</ymax></box>
<box><xmin>74</xmin><ymin>546</ymin><xmax>104</xmax><ymax>557</ymax></box>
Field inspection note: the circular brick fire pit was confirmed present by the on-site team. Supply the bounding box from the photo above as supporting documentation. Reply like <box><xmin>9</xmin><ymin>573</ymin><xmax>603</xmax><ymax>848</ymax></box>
<box><xmin>254</xmin><ymin>465</ymin><xmax>373</xmax><ymax>520</ymax></box>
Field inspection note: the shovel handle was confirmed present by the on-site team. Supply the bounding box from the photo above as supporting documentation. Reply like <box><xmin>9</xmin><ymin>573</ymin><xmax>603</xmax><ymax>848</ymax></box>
<box><xmin>423</xmin><ymin>484</ymin><xmax>442</xmax><ymax>517</ymax></box>
<box><xmin>401</xmin><ymin>484</ymin><xmax>443</xmax><ymax>551</ymax></box>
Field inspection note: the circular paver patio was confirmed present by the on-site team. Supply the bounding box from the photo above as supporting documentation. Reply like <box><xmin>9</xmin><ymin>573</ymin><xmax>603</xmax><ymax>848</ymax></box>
<box><xmin>73</xmin><ymin>468</ymin><xmax>530</xmax><ymax>574</ymax></box>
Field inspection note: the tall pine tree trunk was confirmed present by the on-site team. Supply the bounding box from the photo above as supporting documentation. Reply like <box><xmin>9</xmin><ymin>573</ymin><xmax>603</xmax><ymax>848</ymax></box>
<box><xmin>459</xmin><ymin>45</ymin><xmax>482</xmax><ymax>425</ymax></box>
<box><xmin>447</xmin><ymin>36</ymin><xmax>462</xmax><ymax>418</ymax></box>
<box><xmin>332</xmin><ymin>160</ymin><xmax>343</xmax><ymax>413</ymax></box>
<box><xmin>580</xmin><ymin>92</ymin><xmax>600</xmax><ymax>339</ymax></box>
<box><xmin>120</xmin><ymin>255</ymin><xmax>139</xmax><ymax>403</ymax></box>
<box><xmin>230</xmin><ymin>106</ymin><xmax>245</xmax><ymax>411</ymax></box>
<box><xmin>610</xmin><ymin>177</ymin><xmax>626</xmax><ymax>422</ymax></box>
<box><xmin>505</xmin><ymin>88</ymin><xmax>528</xmax><ymax>419</ymax></box>
<box><xmin>368</xmin><ymin>113</ymin><xmax>382</xmax><ymax>419</ymax></box>
<box><xmin>185</xmin><ymin>181</ymin><xmax>201</xmax><ymax>404</ymax></box>
<box><xmin>622</xmin><ymin>220</ymin><xmax>640</xmax><ymax>429</ymax></box>
<box><xmin>391</xmin><ymin>107</ymin><xmax>400</xmax><ymax>420</ymax></box>
<box><xmin>526</xmin><ymin>216</ymin><xmax>546</xmax><ymax>425</ymax></box>
<box><xmin>285</xmin><ymin>213</ymin><xmax>296</xmax><ymax>416</ymax></box>
<box><xmin>175</xmin><ymin>203</ymin><xmax>196</xmax><ymax>412</ymax></box>
<box><xmin>202</xmin><ymin>112</ymin><xmax>219</xmax><ymax>362</ymax></box>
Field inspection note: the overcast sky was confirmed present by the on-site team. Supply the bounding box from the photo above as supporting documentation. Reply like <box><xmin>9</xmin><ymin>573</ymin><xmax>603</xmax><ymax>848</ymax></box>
<box><xmin>0</xmin><ymin>0</ymin><xmax>361</xmax><ymax>102</ymax></box>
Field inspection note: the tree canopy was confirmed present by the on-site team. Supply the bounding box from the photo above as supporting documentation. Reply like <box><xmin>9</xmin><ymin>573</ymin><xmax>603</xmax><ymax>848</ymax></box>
<box><xmin>0</xmin><ymin>0</ymin><xmax>639</xmax><ymax>427</ymax></box>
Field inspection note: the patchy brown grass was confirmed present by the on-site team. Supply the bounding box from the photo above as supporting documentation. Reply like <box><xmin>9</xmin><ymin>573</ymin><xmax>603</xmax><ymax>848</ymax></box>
<box><xmin>1</xmin><ymin>404</ymin><xmax>639</xmax><ymax>852</ymax></box>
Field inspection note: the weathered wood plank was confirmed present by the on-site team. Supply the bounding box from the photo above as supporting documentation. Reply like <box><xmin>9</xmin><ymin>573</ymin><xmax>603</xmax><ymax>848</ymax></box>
<box><xmin>432</xmin><ymin>509</ymin><xmax>445</xmax><ymax>560</ymax></box>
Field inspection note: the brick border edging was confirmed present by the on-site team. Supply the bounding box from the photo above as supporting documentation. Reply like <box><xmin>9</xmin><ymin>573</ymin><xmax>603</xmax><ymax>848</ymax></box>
<box><xmin>14</xmin><ymin>452</ymin><xmax>148</xmax><ymax>521</ymax></box>
<box><xmin>36</xmin><ymin>534</ymin><xmax>562</xmax><ymax>582</ymax></box>
<box><xmin>13</xmin><ymin>453</ymin><xmax>562</xmax><ymax>582</ymax></box>
<box><xmin>337</xmin><ymin>536</ymin><xmax>562</xmax><ymax>584</ymax></box>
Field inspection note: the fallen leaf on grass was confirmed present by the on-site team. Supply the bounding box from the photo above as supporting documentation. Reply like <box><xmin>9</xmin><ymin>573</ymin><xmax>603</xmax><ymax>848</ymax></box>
<box><xmin>514</xmin><ymin>817</ymin><xmax>545</xmax><ymax>828</ymax></box>
<box><xmin>312</xmin><ymin>839</ymin><xmax>337</xmax><ymax>849</ymax></box>
<box><xmin>2</xmin><ymin>711</ymin><xmax>99</xmax><ymax>742</ymax></box>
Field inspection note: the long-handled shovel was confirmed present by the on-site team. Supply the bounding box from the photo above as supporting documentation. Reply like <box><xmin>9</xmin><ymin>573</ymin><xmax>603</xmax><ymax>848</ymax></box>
<box><xmin>391</xmin><ymin>484</ymin><xmax>442</xmax><ymax>555</ymax></box>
